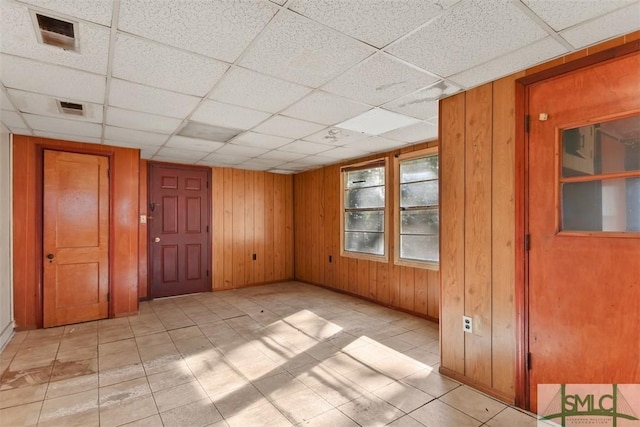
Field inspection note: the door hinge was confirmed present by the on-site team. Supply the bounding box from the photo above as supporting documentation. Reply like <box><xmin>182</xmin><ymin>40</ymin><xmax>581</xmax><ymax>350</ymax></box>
<box><xmin>525</xmin><ymin>115</ymin><xmax>530</xmax><ymax>133</ymax></box>
<box><xmin>525</xmin><ymin>234</ymin><xmax>531</xmax><ymax>251</ymax></box>
<box><xmin>526</xmin><ymin>352</ymin><xmax>532</xmax><ymax>370</ymax></box>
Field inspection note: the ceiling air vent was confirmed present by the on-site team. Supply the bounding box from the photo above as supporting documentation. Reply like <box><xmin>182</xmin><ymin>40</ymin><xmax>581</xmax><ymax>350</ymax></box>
<box><xmin>32</xmin><ymin>12</ymin><xmax>78</xmax><ymax>51</ymax></box>
<box><xmin>57</xmin><ymin>100</ymin><xmax>84</xmax><ymax>116</ymax></box>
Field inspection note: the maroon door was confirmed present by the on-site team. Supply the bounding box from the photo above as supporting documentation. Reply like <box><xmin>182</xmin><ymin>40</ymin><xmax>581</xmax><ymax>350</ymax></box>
<box><xmin>149</xmin><ymin>163</ymin><xmax>211</xmax><ymax>298</ymax></box>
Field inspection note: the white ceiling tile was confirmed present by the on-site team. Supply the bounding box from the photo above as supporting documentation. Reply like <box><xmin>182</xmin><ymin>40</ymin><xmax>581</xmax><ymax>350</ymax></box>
<box><xmin>236</xmin><ymin>161</ymin><xmax>271</xmax><ymax>171</ymax></box>
<box><xmin>269</xmin><ymin>0</ymin><xmax>286</xmax><ymax>5</ymax></box>
<box><xmin>522</xmin><ymin>0</ymin><xmax>636</xmax><ymax>31</ymax></box>
<box><xmin>322</xmin><ymin>54</ymin><xmax>439</xmax><ymax>106</ymax></box>
<box><xmin>6</xmin><ymin>127</ymin><xmax>31</xmax><ymax>135</ymax></box>
<box><xmin>344</xmin><ymin>136</ymin><xmax>408</xmax><ymax>153</ymax></box>
<box><xmin>155</xmin><ymin>147</ymin><xmax>207</xmax><ymax>161</ymax></box>
<box><xmin>104</xmin><ymin>126</ymin><xmax>168</xmax><ymax>146</ymax></box>
<box><xmin>240</xmin><ymin>157</ymin><xmax>284</xmax><ymax>168</ymax></box>
<box><xmin>215</xmin><ymin>143</ymin><xmax>269</xmax><ymax>157</ymax></box>
<box><xmin>112</xmin><ymin>33</ymin><xmax>229</xmax><ymax>97</ymax></box>
<box><xmin>251</xmin><ymin>115</ymin><xmax>325</xmax><ymax>139</ymax></box>
<box><xmin>0</xmin><ymin>1</ymin><xmax>110</xmax><ymax>74</ymax></box>
<box><xmin>103</xmin><ymin>139</ymin><xmax>160</xmax><ymax>153</ymax></box>
<box><xmin>282</xmin><ymin>91</ymin><xmax>372</xmax><ymax>125</ymax></box>
<box><xmin>336</xmin><ymin>108</ymin><xmax>421</xmax><ymax>135</ymax></box>
<box><xmin>318</xmin><ymin>146</ymin><xmax>371</xmax><ymax>160</ymax></box>
<box><xmin>210</xmin><ymin>67</ymin><xmax>312</xmax><ymax>113</ymax></box>
<box><xmin>33</xmin><ymin>130</ymin><xmax>102</xmax><ymax>144</ymax></box>
<box><xmin>270</xmin><ymin>167</ymin><xmax>302</xmax><ymax>174</ymax></box>
<box><xmin>0</xmin><ymin>110</ymin><xmax>27</xmax><ymax>129</ymax></box>
<box><xmin>8</xmin><ymin>89</ymin><xmax>103</xmax><ymax>123</ymax></box>
<box><xmin>278</xmin><ymin>140</ymin><xmax>332</xmax><ymax>155</ymax></box>
<box><xmin>191</xmin><ymin>100</ymin><xmax>271</xmax><ymax>130</ymax></box>
<box><xmin>382</xmin><ymin>121</ymin><xmax>438</xmax><ymax>143</ymax></box>
<box><xmin>118</xmin><ymin>0</ymin><xmax>278</xmax><ymax>63</ymax></box>
<box><xmin>0</xmin><ymin>89</ymin><xmax>16</xmax><ymax>111</ymax></box>
<box><xmin>232</xmin><ymin>132</ymin><xmax>293</xmax><ymax>150</ymax></box>
<box><xmin>450</xmin><ymin>37</ymin><xmax>568</xmax><ymax>89</ymax></box>
<box><xmin>108</xmin><ymin>79</ymin><xmax>200</xmax><ymax>118</ymax></box>
<box><xmin>560</xmin><ymin>2</ymin><xmax>640</xmax><ymax>49</ymax></box>
<box><xmin>290</xmin><ymin>0</ymin><xmax>457</xmax><ymax>48</ymax></box>
<box><xmin>258</xmin><ymin>150</ymin><xmax>307</xmax><ymax>162</ymax></box>
<box><xmin>239</xmin><ymin>10</ymin><xmax>376</xmax><ymax>87</ymax></box>
<box><xmin>151</xmin><ymin>156</ymin><xmax>197</xmax><ymax>165</ymax></box>
<box><xmin>304</xmin><ymin>127</ymin><xmax>368</xmax><ymax>146</ymax></box>
<box><xmin>386</xmin><ymin>0</ymin><xmax>548</xmax><ymax>77</ymax></box>
<box><xmin>294</xmin><ymin>154</ymin><xmax>335</xmax><ymax>166</ymax></box>
<box><xmin>382</xmin><ymin>81</ymin><xmax>460</xmax><ymax>119</ymax></box>
<box><xmin>1</xmin><ymin>55</ymin><xmax>105</xmax><ymax>103</ymax></box>
<box><xmin>275</xmin><ymin>162</ymin><xmax>309</xmax><ymax>171</ymax></box>
<box><xmin>17</xmin><ymin>0</ymin><xmax>114</xmax><ymax>26</ymax></box>
<box><xmin>164</xmin><ymin>135</ymin><xmax>225</xmax><ymax>152</ymax></box>
<box><xmin>199</xmin><ymin>153</ymin><xmax>247</xmax><ymax>166</ymax></box>
<box><xmin>106</xmin><ymin>107</ymin><xmax>181</xmax><ymax>134</ymax></box>
<box><xmin>138</xmin><ymin>148</ymin><xmax>158</xmax><ymax>159</ymax></box>
<box><xmin>23</xmin><ymin>113</ymin><xmax>102</xmax><ymax>137</ymax></box>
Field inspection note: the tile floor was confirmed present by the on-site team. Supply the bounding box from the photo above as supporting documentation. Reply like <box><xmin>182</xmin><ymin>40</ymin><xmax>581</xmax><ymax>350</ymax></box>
<box><xmin>0</xmin><ymin>281</ymin><xmax>538</xmax><ymax>426</ymax></box>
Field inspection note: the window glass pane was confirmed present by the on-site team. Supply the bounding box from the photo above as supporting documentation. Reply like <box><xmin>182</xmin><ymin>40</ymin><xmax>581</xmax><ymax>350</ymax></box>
<box><xmin>345</xmin><ymin>167</ymin><xmax>385</xmax><ymax>188</ymax></box>
<box><xmin>400</xmin><ymin>181</ymin><xmax>438</xmax><ymax>208</ymax></box>
<box><xmin>400</xmin><ymin>156</ymin><xmax>438</xmax><ymax>183</ymax></box>
<box><xmin>562</xmin><ymin>115</ymin><xmax>640</xmax><ymax>177</ymax></box>
<box><xmin>344</xmin><ymin>232</ymin><xmax>384</xmax><ymax>255</ymax></box>
<box><xmin>345</xmin><ymin>186</ymin><xmax>385</xmax><ymax>209</ymax></box>
<box><xmin>400</xmin><ymin>235</ymin><xmax>439</xmax><ymax>262</ymax></box>
<box><xmin>400</xmin><ymin>209</ymin><xmax>439</xmax><ymax>235</ymax></box>
<box><xmin>562</xmin><ymin>178</ymin><xmax>640</xmax><ymax>232</ymax></box>
<box><xmin>345</xmin><ymin>211</ymin><xmax>384</xmax><ymax>232</ymax></box>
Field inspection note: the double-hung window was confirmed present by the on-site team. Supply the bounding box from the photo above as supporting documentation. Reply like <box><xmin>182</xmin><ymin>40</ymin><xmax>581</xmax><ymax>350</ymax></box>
<box><xmin>396</xmin><ymin>148</ymin><xmax>439</xmax><ymax>268</ymax></box>
<box><xmin>341</xmin><ymin>159</ymin><xmax>387</xmax><ymax>260</ymax></box>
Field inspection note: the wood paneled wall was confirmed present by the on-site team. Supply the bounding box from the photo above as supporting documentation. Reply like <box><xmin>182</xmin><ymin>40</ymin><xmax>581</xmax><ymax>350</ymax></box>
<box><xmin>12</xmin><ymin>136</ymin><xmax>140</xmax><ymax>329</ymax></box>
<box><xmin>293</xmin><ymin>142</ymin><xmax>440</xmax><ymax>320</ymax></box>
<box><xmin>211</xmin><ymin>168</ymin><xmax>294</xmax><ymax>289</ymax></box>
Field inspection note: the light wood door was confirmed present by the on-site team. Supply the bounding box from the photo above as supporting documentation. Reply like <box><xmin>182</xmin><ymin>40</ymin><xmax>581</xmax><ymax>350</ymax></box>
<box><xmin>149</xmin><ymin>163</ymin><xmax>211</xmax><ymax>298</ymax></box>
<box><xmin>43</xmin><ymin>150</ymin><xmax>109</xmax><ymax>327</ymax></box>
<box><xmin>527</xmin><ymin>53</ymin><xmax>640</xmax><ymax>410</ymax></box>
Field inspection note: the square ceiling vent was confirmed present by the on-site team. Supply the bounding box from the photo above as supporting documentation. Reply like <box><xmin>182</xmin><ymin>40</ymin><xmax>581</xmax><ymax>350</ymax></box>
<box><xmin>31</xmin><ymin>11</ymin><xmax>79</xmax><ymax>52</ymax></box>
<box><xmin>178</xmin><ymin>121</ymin><xmax>241</xmax><ymax>143</ymax></box>
<box><xmin>56</xmin><ymin>100</ymin><xmax>85</xmax><ymax>116</ymax></box>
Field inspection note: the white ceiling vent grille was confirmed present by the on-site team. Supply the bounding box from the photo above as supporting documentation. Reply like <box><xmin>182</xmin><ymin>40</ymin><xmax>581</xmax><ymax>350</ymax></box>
<box><xmin>31</xmin><ymin>12</ymin><xmax>78</xmax><ymax>52</ymax></box>
<box><xmin>57</xmin><ymin>100</ymin><xmax>85</xmax><ymax>116</ymax></box>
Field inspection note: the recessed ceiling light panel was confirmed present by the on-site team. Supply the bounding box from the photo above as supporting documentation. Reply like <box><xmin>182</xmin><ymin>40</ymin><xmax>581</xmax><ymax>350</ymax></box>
<box><xmin>336</xmin><ymin>108</ymin><xmax>421</xmax><ymax>135</ymax></box>
<box><xmin>178</xmin><ymin>121</ymin><xmax>241</xmax><ymax>142</ymax></box>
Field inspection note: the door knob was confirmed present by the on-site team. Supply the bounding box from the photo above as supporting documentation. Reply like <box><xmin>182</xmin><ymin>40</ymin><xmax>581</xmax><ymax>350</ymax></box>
<box><xmin>154</xmin><ymin>237</ymin><xmax>161</xmax><ymax>242</ymax></box>
<box><xmin>46</xmin><ymin>253</ymin><xmax>55</xmax><ymax>259</ymax></box>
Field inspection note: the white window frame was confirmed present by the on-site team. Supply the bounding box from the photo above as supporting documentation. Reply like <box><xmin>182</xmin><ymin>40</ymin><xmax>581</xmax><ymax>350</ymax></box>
<box><xmin>394</xmin><ymin>147</ymin><xmax>439</xmax><ymax>270</ymax></box>
<box><xmin>340</xmin><ymin>158</ymin><xmax>389</xmax><ymax>262</ymax></box>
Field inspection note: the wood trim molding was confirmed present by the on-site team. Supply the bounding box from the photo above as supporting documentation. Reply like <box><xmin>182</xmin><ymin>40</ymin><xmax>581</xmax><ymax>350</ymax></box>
<box><xmin>439</xmin><ymin>366</ymin><xmax>516</xmax><ymax>405</ymax></box>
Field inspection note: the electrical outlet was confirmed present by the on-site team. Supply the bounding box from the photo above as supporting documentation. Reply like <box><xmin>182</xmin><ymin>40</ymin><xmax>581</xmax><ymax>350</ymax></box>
<box><xmin>140</xmin><ymin>215</ymin><xmax>147</xmax><ymax>224</ymax></box>
<box><xmin>463</xmin><ymin>316</ymin><xmax>473</xmax><ymax>333</ymax></box>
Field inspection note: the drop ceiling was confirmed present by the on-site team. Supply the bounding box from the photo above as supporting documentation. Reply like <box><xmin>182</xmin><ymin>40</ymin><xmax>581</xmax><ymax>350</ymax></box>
<box><xmin>1</xmin><ymin>0</ymin><xmax>639</xmax><ymax>174</ymax></box>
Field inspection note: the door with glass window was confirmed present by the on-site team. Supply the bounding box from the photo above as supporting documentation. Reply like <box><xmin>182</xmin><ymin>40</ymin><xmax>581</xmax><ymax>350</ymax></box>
<box><xmin>527</xmin><ymin>52</ymin><xmax>640</xmax><ymax>410</ymax></box>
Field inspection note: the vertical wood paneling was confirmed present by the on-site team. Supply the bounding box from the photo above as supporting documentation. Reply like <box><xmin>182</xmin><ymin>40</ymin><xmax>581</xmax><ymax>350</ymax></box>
<box><xmin>254</xmin><ymin>172</ymin><xmax>265</xmax><ymax>284</ymax></box>
<box><xmin>284</xmin><ymin>174</ymin><xmax>294</xmax><ymax>279</ymax></box>
<box><xmin>138</xmin><ymin>160</ymin><xmax>148</xmax><ymax>299</ymax></box>
<box><xmin>464</xmin><ymin>84</ymin><xmax>493</xmax><ymax>386</ymax></box>
<box><xmin>440</xmin><ymin>93</ymin><xmax>466</xmax><ymax>374</ymax></box>
<box><xmin>222</xmin><ymin>168</ymin><xmax>234</xmax><ymax>288</ymax></box>
<box><xmin>427</xmin><ymin>269</ymin><xmax>439</xmax><ymax>319</ymax></box>
<box><xmin>414</xmin><ymin>268</ymin><xmax>428</xmax><ymax>315</ymax></box>
<box><xmin>400</xmin><ymin>266</ymin><xmax>415</xmax><ymax>311</ymax></box>
<box><xmin>491</xmin><ymin>74</ymin><xmax>520</xmax><ymax>396</ymax></box>
<box><xmin>232</xmin><ymin>169</ymin><xmax>245</xmax><ymax>287</ymax></box>
<box><xmin>264</xmin><ymin>173</ymin><xmax>275</xmax><ymax>283</ymax></box>
<box><xmin>212</xmin><ymin>167</ymin><xmax>224</xmax><ymax>288</ymax></box>
<box><xmin>244</xmin><ymin>170</ymin><xmax>255</xmax><ymax>285</ymax></box>
<box><xmin>273</xmin><ymin>174</ymin><xmax>285</xmax><ymax>280</ymax></box>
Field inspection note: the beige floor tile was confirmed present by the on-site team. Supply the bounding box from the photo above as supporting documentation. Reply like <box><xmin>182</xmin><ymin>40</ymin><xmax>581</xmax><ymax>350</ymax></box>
<box><xmin>168</xmin><ymin>325</ymin><xmax>204</xmax><ymax>342</ymax></box>
<box><xmin>0</xmin><ymin>383</ymin><xmax>47</xmax><ymax>409</ymax></box>
<box><xmin>99</xmin><ymin>348</ymin><xmax>141</xmax><ymax>369</ymax></box>
<box><xmin>50</xmin><ymin>357</ymin><xmax>98</xmax><ymax>383</ymax></box>
<box><xmin>146</xmin><ymin>367</ymin><xmax>195</xmax><ymax>393</ymax></box>
<box><xmin>212</xmin><ymin>383</ymin><xmax>270</xmax><ymax>419</ymax></box>
<box><xmin>402</xmin><ymin>369</ymin><xmax>461</xmax><ymax>397</ymax></box>
<box><xmin>0</xmin><ymin>401</ymin><xmax>41</xmax><ymax>426</ymax></box>
<box><xmin>99</xmin><ymin>394</ymin><xmax>158</xmax><ymax>427</ymax></box>
<box><xmin>439</xmin><ymin>385</ymin><xmax>507</xmax><ymax>422</ymax></box>
<box><xmin>0</xmin><ymin>363</ymin><xmax>53</xmax><ymax>390</ymax></box>
<box><xmin>409</xmin><ymin>399</ymin><xmax>482</xmax><ymax>427</ymax></box>
<box><xmin>253</xmin><ymin>371</ymin><xmax>309</xmax><ymax>401</ymax></box>
<box><xmin>224</xmin><ymin>401</ymin><xmax>292</xmax><ymax>427</ymax></box>
<box><xmin>273</xmin><ymin>388</ymin><xmax>334</xmax><ymax>424</ymax></box>
<box><xmin>298</xmin><ymin>407</ymin><xmax>359</xmax><ymax>427</ymax></box>
<box><xmin>160</xmin><ymin>398</ymin><xmax>223</xmax><ymax>427</ymax></box>
<box><xmin>99</xmin><ymin>377</ymin><xmax>151</xmax><ymax>408</ymax></box>
<box><xmin>99</xmin><ymin>362</ymin><xmax>146</xmax><ymax>387</ymax></box>
<box><xmin>121</xmin><ymin>414</ymin><xmax>164</xmax><ymax>426</ymax></box>
<box><xmin>46</xmin><ymin>373</ymin><xmax>98</xmax><ymax>400</ymax></box>
<box><xmin>98</xmin><ymin>337</ymin><xmax>137</xmax><ymax>356</ymax></box>
<box><xmin>134</xmin><ymin>331</ymin><xmax>172</xmax><ymax>348</ymax></box>
<box><xmin>55</xmin><ymin>346</ymin><xmax>98</xmax><ymax>363</ymax></box>
<box><xmin>485</xmin><ymin>407</ymin><xmax>539</xmax><ymax>427</ymax></box>
<box><xmin>337</xmin><ymin>393</ymin><xmax>404</xmax><ymax>427</ymax></box>
<box><xmin>340</xmin><ymin>366</ymin><xmax>396</xmax><ymax>392</ymax></box>
<box><xmin>38</xmin><ymin>389</ymin><xmax>99</xmax><ymax>426</ymax></box>
<box><xmin>387</xmin><ymin>415</ymin><xmax>427</xmax><ymax>427</ymax></box>
<box><xmin>373</xmin><ymin>381</ymin><xmax>436</xmax><ymax>413</ymax></box>
<box><xmin>153</xmin><ymin>380</ymin><xmax>209</xmax><ymax>413</ymax></box>
<box><xmin>98</xmin><ymin>328</ymin><xmax>134</xmax><ymax>344</ymax></box>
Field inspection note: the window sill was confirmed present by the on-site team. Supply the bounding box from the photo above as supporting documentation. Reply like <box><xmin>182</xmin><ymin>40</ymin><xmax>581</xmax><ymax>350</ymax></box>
<box><xmin>341</xmin><ymin>250</ymin><xmax>388</xmax><ymax>263</ymax></box>
<box><xmin>394</xmin><ymin>258</ymin><xmax>439</xmax><ymax>271</ymax></box>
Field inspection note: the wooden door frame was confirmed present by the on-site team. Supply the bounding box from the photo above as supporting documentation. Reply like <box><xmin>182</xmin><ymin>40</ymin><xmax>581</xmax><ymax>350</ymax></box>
<box><xmin>514</xmin><ymin>40</ymin><xmax>640</xmax><ymax>410</ymax></box>
<box><xmin>147</xmin><ymin>161</ymin><xmax>213</xmax><ymax>298</ymax></box>
<box><xmin>35</xmin><ymin>145</ymin><xmax>114</xmax><ymax>328</ymax></box>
